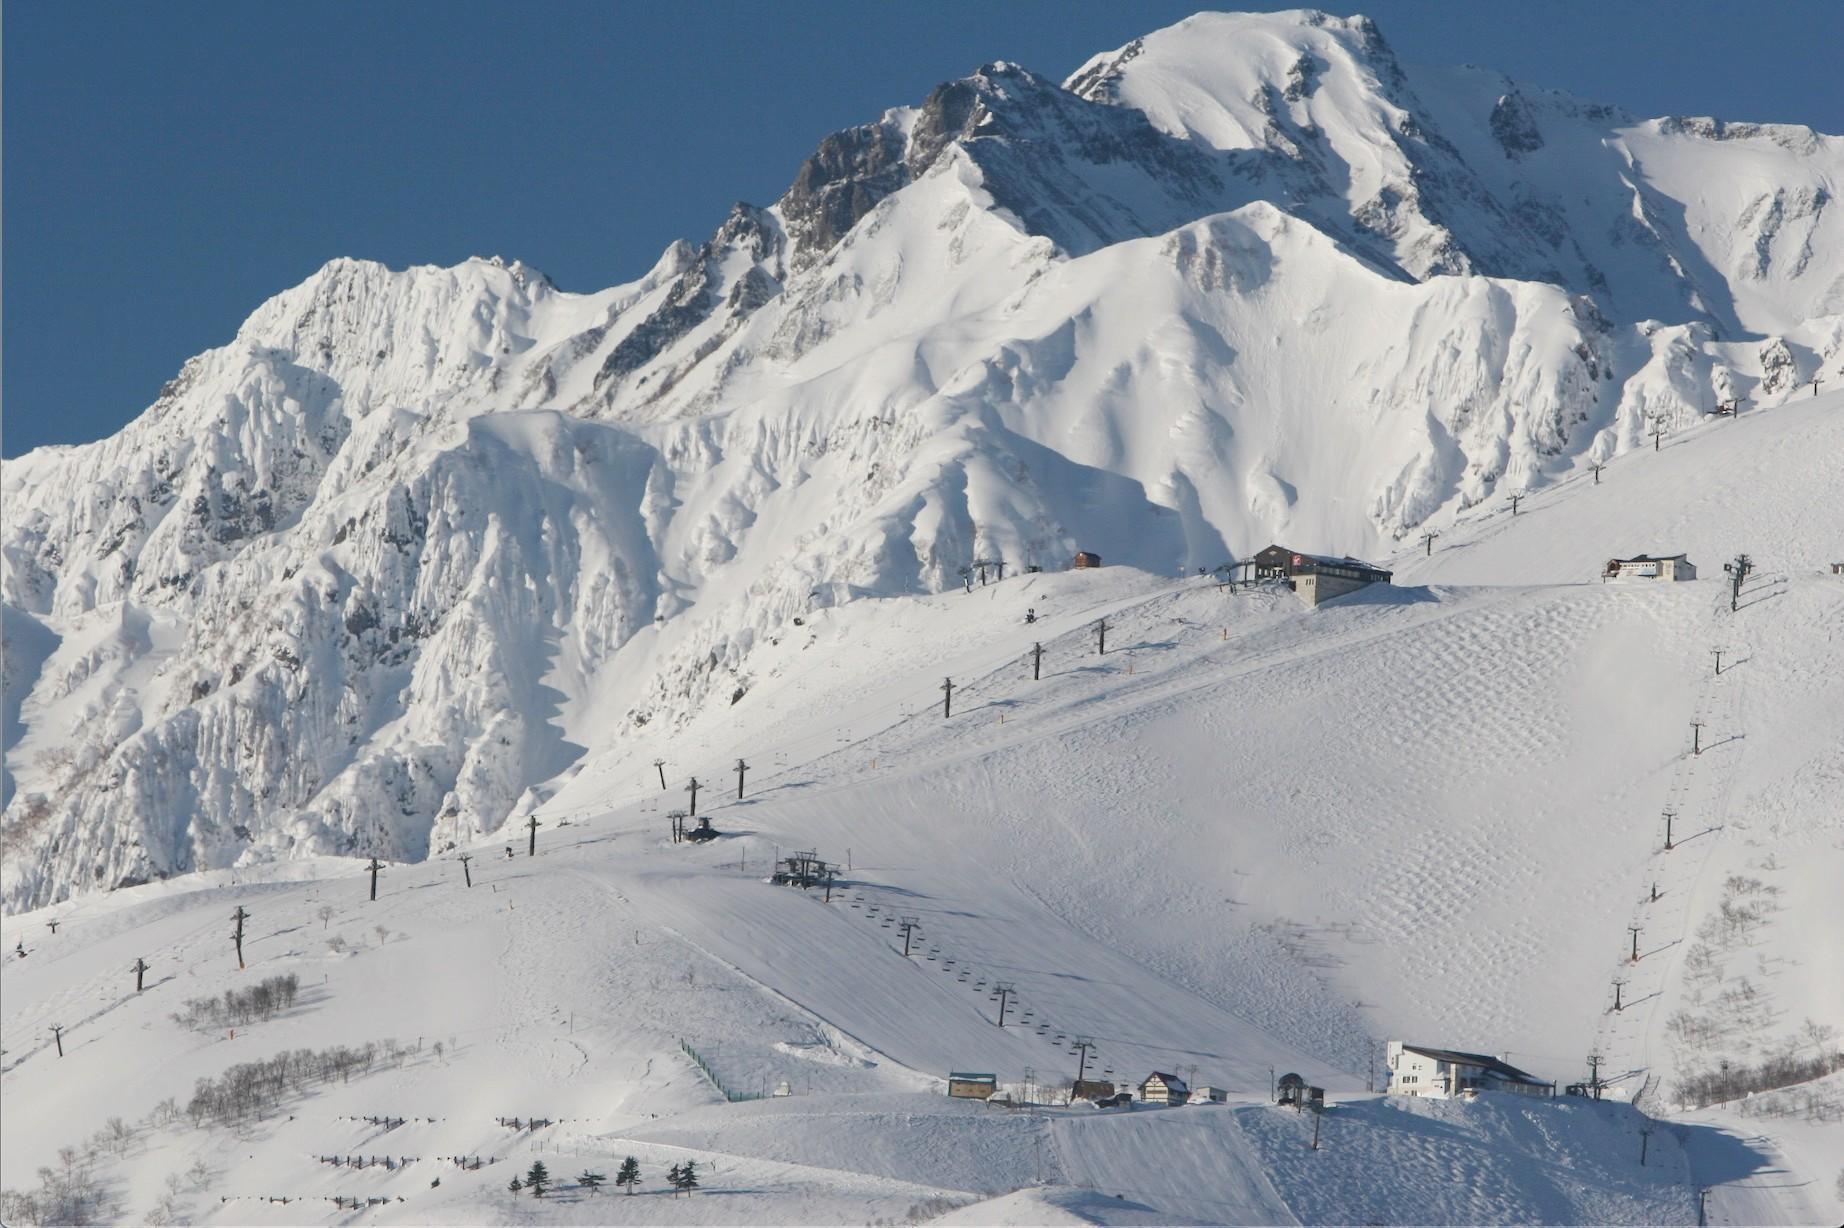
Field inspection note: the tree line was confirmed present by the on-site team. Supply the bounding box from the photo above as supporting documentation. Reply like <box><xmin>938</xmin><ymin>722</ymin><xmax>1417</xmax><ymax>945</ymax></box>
<box><xmin>169</xmin><ymin>973</ymin><xmax>300</xmax><ymax>1031</ymax></box>
<box><xmin>1675</xmin><ymin>1026</ymin><xmax>1844</xmax><ymax>1108</ymax></box>
<box><xmin>185</xmin><ymin>1037</ymin><xmax>414</xmax><ymax>1127</ymax></box>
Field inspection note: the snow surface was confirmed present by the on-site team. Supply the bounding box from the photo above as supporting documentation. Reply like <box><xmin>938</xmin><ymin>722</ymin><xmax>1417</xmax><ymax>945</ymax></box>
<box><xmin>4</xmin><ymin>379</ymin><xmax>1840</xmax><ymax>1223</ymax></box>
<box><xmin>4</xmin><ymin>8</ymin><xmax>1843</xmax><ymax>1223</ymax></box>
<box><xmin>6</xmin><ymin>9</ymin><xmax>1844</xmax><ymax>907</ymax></box>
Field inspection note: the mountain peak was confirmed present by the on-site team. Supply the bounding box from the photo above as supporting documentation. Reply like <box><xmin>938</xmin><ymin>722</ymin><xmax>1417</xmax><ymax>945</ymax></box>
<box><xmin>6</xmin><ymin>9</ymin><xmax>1843</xmax><ymax>910</ymax></box>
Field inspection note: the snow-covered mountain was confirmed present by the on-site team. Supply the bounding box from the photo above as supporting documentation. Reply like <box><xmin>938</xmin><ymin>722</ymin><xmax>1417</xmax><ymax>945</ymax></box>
<box><xmin>5</xmin><ymin>8</ymin><xmax>1844</xmax><ymax>908</ymax></box>
<box><xmin>3</xmin><ymin>390</ymin><xmax>1840</xmax><ymax>1224</ymax></box>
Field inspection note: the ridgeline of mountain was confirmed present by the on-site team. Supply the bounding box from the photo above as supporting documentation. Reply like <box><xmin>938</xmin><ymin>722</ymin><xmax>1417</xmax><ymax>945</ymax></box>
<box><xmin>5</xmin><ymin>9</ymin><xmax>1842</xmax><ymax>908</ymax></box>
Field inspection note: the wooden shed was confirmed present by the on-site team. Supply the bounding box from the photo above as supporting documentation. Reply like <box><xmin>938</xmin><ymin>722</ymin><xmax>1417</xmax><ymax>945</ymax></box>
<box><xmin>947</xmin><ymin>1072</ymin><xmax>998</xmax><ymax>1100</ymax></box>
<box><xmin>1072</xmin><ymin>551</ymin><xmax>1102</xmax><ymax>569</ymax></box>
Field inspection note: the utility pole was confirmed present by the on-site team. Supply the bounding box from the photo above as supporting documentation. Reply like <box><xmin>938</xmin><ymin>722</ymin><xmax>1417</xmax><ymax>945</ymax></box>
<box><xmin>367</xmin><ymin>858</ymin><xmax>384</xmax><ymax>902</ymax></box>
<box><xmin>1072</xmin><ymin>1037</ymin><xmax>1095</xmax><ymax>1085</ymax></box>
<box><xmin>1420</xmin><ymin>530</ymin><xmax>1440</xmax><ymax>556</ymax></box>
<box><xmin>1590</xmin><ymin>462</ymin><xmax>1604</xmax><ymax>485</ymax></box>
<box><xmin>1698</xmin><ymin>1186</ymin><xmax>1710</xmax><ymax>1225</ymax></box>
<box><xmin>667</xmin><ymin>809</ymin><xmax>687</xmax><ymax>844</ymax></box>
<box><xmin>1726</xmin><ymin>553</ymin><xmax>1752</xmax><ymax>612</ymax></box>
<box><xmin>50</xmin><ymin>1024</ymin><xmax>65</xmax><ymax>1058</ymax></box>
<box><xmin>231</xmin><ymin>906</ymin><xmax>249</xmax><ymax>970</ymax></box>
<box><xmin>734</xmin><ymin>758</ymin><xmax>749</xmax><ymax>800</ymax></box>
<box><xmin>1508</xmin><ymin>493</ymin><xmax>1523</xmax><ymax>516</ymax></box>
<box><xmin>897</xmin><ymin>916</ymin><xmax>920</xmax><ymax>957</ymax></box>
<box><xmin>459</xmin><ymin>854</ymin><xmax>473</xmax><ymax>888</ymax></box>
<box><xmin>1586</xmin><ymin>1052</ymin><xmax>1604</xmax><ymax>1100</ymax></box>
<box><xmin>526</xmin><ymin>815</ymin><xmax>540</xmax><ymax>856</ymax></box>
<box><xmin>653</xmin><ymin>759</ymin><xmax>667</xmax><ymax>790</ymax></box>
<box><xmin>47</xmin><ymin>920</ymin><xmax>59</xmax><ymax>935</ymax></box>
<box><xmin>940</xmin><ymin>677</ymin><xmax>954</xmax><ymax>719</ymax></box>
<box><xmin>1691</xmin><ymin>721</ymin><xmax>1704</xmax><ymax>756</ymax></box>
<box><xmin>1639</xmin><ymin>1125</ymin><xmax>1654</xmax><ymax>1166</ymax></box>
<box><xmin>995</xmin><ymin>560</ymin><xmax>1006</xmax><ymax>581</ymax></box>
<box><xmin>1648</xmin><ymin>414</ymin><xmax>1667</xmax><ymax>451</ymax></box>
<box><xmin>993</xmin><ymin>981</ymin><xmax>1015</xmax><ymax>1027</ymax></box>
<box><xmin>1031</xmin><ymin>642</ymin><xmax>1043</xmax><ymax>682</ymax></box>
<box><xmin>1711</xmin><ymin>648</ymin><xmax>1723</xmax><ymax>676</ymax></box>
<box><xmin>686</xmin><ymin>777</ymin><xmax>700</xmax><ymax>817</ymax></box>
<box><xmin>1650</xmin><ymin>881</ymin><xmax>1661</xmax><ymax>903</ymax></box>
<box><xmin>1628</xmin><ymin>924</ymin><xmax>1643</xmax><ymax>963</ymax></box>
<box><xmin>1663</xmin><ymin>809</ymin><xmax>1677</xmax><ymax>851</ymax></box>
<box><xmin>1814</xmin><ymin>374</ymin><xmax>1826</xmax><ymax>397</ymax></box>
<box><xmin>1311</xmin><ymin>1109</ymin><xmax>1324</xmax><ymax>1150</ymax></box>
<box><xmin>1095</xmin><ymin>619</ymin><xmax>1107</xmax><ymax>655</ymax></box>
<box><xmin>133</xmin><ymin>958</ymin><xmax>149</xmax><ymax>993</ymax></box>
<box><xmin>1611</xmin><ymin>978</ymin><xmax>1626</xmax><ymax>1012</ymax></box>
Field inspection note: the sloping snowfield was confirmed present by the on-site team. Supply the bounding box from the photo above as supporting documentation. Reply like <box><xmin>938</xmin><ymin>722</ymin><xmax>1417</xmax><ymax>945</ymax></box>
<box><xmin>3</xmin><ymin>395</ymin><xmax>1840</xmax><ymax>1224</ymax></box>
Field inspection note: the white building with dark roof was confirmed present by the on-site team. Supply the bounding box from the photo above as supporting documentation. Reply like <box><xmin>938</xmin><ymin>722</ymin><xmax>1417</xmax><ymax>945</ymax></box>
<box><xmin>1603</xmin><ymin>553</ymin><xmax>1696</xmax><ymax>581</ymax></box>
<box><xmin>1386</xmin><ymin>1041</ymin><xmax>1552</xmax><ymax>1100</ymax></box>
<box><xmin>1138</xmin><ymin>1071</ymin><xmax>1190</xmax><ymax>1105</ymax></box>
<box><xmin>1246</xmin><ymin>544</ymin><xmax>1393</xmax><ymax>607</ymax></box>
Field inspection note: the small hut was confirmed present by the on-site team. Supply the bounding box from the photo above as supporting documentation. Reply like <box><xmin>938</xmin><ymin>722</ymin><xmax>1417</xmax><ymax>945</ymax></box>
<box><xmin>1276</xmin><ymin>1072</ymin><xmax>1307</xmax><ymax>1106</ymax></box>
<box><xmin>1072</xmin><ymin>551</ymin><xmax>1102</xmax><ymax>569</ymax></box>
<box><xmin>948</xmin><ymin>1072</ymin><xmax>998</xmax><ymax>1100</ymax></box>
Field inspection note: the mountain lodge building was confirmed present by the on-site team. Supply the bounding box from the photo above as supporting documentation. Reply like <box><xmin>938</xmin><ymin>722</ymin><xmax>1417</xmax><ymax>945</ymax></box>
<box><xmin>1603</xmin><ymin>553</ymin><xmax>1697</xmax><ymax>581</ymax></box>
<box><xmin>1386</xmin><ymin>1041</ymin><xmax>1553</xmax><ymax>1100</ymax></box>
<box><xmin>1138</xmin><ymin>1071</ymin><xmax>1190</xmax><ymax>1104</ymax></box>
<box><xmin>1244</xmin><ymin>544</ymin><xmax>1393</xmax><ymax>607</ymax></box>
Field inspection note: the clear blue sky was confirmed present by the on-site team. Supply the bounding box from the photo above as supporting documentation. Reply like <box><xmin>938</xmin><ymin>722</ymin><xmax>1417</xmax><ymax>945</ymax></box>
<box><xmin>6</xmin><ymin>1</ymin><xmax>1842</xmax><ymax>456</ymax></box>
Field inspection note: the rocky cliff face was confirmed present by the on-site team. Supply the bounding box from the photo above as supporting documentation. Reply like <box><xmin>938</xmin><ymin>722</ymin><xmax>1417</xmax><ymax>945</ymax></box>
<box><xmin>6</xmin><ymin>9</ymin><xmax>1843</xmax><ymax>909</ymax></box>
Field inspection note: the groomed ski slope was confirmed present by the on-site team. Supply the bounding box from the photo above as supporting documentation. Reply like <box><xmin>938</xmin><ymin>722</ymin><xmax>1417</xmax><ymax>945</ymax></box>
<box><xmin>3</xmin><ymin>393</ymin><xmax>1840</xmax><ymax>1224</ymax></box>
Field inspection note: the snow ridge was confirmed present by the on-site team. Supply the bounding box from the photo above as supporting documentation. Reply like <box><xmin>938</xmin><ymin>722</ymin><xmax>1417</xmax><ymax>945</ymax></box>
<box><xmin>5</xmin><ymin>8</ymin><xmax>1844</xmax><ymax>906</ymax></box>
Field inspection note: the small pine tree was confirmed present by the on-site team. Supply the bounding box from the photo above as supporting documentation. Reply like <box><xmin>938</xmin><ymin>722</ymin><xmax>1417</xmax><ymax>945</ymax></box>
<box><xmin>508</xmin><ymin>1177</ymin><xmax>522</xmax><ymax>1194</ymax></box>
<box><xmin>525</xmin><ymin>1160</ymin><xmax>549</xmax><ymax>1198</ymax></box>
<box><xmin>616</xmin><ymin>1155</ymin><xmax>641</xmax><ymax>1195</ymax></box>
<box><xmin>578</xmin><ymin>1171</ymin><xmax>606</xmax><ymax>1195</ymax></box>
<box><xmin>678</xmin><ymin>1160</ymin><xmax>699</xmax><ymax>1195</ymax></box>
<box><xmin>666</xmin><ymin>1162</ymin><xmax>683</xmax><ymax>1195</ymax></box>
